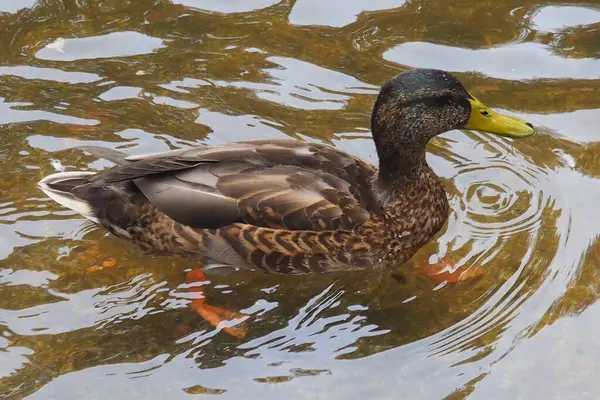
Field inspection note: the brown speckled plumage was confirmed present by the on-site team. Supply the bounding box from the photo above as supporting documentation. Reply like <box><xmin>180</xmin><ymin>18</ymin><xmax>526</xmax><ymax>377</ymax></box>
<box><xmin>39</xmin><ymin>69</ymin><xmax>530</xmax><ymax>274</ymax></box>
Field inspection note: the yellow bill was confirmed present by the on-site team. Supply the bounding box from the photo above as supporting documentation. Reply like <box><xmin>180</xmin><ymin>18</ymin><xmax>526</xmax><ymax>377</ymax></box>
<box><xmin>463</xmin><ymin>96</ymin><xmax>535</xmax><ymax>138</ymax></box>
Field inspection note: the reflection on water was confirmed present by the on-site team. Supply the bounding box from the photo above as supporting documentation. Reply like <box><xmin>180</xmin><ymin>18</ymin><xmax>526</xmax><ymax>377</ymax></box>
<box><xmin>170</xmin><ymin>0</ymin><xmax>281</xmax><ymax>14</ymax></box>
<box><xmin>36</xmin><ymin>32</ymin><xmax>166</xmax><ymax>62</ymax></box>
<box><xmin>0</xmin><ymin>0</ymin><xmax>36</xmax><ymax>14</ymax></box>
<box><xmin>289</xmin><ymin>0</ymin><xmax>406</xmax><ymax>27</ymax></box>
<box><xmin>1</xmin><ymin>0</ymin><xmax>600</xmax><ymax>399</ymax></box>
<box><xmin>384</xmin><ymin>41</ymin><xmax>600</xmax><ymax>79</ymax></box>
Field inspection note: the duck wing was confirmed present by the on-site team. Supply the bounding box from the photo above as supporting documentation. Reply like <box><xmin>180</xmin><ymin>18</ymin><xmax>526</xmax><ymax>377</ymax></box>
<box><xmin>86</xmin><ymin>140</ymin><xmax>380</xmax><ymax>231</ymax></box>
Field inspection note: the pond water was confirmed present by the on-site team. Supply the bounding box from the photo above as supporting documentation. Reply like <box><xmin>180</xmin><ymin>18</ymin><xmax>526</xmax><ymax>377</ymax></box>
<box><xmin>1</xmin><ymin>1</ymin><xmax>600</xmax><ymax>399</ymax></box>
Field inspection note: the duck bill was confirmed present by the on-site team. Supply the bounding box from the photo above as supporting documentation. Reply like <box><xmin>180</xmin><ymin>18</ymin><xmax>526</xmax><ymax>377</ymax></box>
<box><xmin>463</xmin><ymin>96</ymin><xmax>535</xmax><ymax>138</ymax></box>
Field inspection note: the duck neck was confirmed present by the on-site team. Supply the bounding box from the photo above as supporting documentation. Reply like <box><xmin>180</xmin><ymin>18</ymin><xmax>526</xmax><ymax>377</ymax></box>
<box><xmin>370</xmin><ymin>99</ymin><xmax>442</xmax><ymax>188</ymax></box>
<box><xmin>372</xmin><ymin>127</ymin><xmax>448</xmax><ymax>242</ymax></box>
<box><xmin>374</xmin><ymin>142</ymin><xmax>438</xmax><ymax>214</ymax></box>
<box><xmin>375</xmin><ymin>142</ymin><xmax>428</xmax><ymax>188</ymax></box>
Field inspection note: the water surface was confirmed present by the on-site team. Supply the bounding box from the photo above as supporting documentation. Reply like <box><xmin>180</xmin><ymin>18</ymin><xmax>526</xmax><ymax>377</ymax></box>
<box><xmin>1</xmin><ymin>0</ymin><xmax>600</xmax><ymax>399</ymax></box>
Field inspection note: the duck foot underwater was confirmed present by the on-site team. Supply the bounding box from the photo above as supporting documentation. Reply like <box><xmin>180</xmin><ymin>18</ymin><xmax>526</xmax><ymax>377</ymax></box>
<box><xmin>38</xmin><ymin>68</ymin><xmax>534</xmax><ymax>337</ymax></box>
<box><xmin>180</xmin><ymin>268</ymin><xmax>249</xmax><ymax>339</ymax></box>
<box><xmin>78</xmin><ymin>242</ymin><xmax>249</xmax><ymax>337</ymax></box>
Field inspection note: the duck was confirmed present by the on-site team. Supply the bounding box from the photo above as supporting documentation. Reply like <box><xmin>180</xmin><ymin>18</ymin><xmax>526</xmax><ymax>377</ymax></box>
<box><xmin>38</xmin><ymin>68</ymin><xmax>535</xmax><ymax>275</ymax></box>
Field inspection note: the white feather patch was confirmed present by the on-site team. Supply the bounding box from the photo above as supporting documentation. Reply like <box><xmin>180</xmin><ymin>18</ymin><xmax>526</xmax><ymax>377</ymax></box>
<box><xmin>38</xmin><ymin>172</ymin><xmax>99</xmax><ymax>223</ymax></box>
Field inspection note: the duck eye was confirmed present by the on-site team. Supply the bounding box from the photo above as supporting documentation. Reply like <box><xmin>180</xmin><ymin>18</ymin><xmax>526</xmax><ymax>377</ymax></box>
<box><xmin>480</xmin><ymin>110</ymin><xmax>491</xmax><ymax>117</ymax></box>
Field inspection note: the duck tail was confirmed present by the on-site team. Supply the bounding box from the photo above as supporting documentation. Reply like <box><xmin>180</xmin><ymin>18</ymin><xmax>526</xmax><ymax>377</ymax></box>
<box><xmin>76</xmin><ymin>146</ymin><xmax>128</xmax><ymax>165</ymax></box>
<box><xmin>38</xmin><ymin>171</ymin><xmax>99</xmax><ymax>222</ymax></box>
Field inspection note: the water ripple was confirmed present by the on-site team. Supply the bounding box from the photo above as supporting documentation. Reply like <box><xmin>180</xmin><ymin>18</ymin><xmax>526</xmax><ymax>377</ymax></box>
<box><xmin>1</xmin><ymin>0</ymin><xmax>600</xmax><ymax>398</ymax></box>
<box><xmin>383</xmin><ymin>41</ymin><xmax>600</xmax><ymax>80</ymax></box>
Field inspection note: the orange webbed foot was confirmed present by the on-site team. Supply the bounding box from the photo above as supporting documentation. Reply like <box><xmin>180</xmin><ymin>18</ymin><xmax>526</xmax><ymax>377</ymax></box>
<box><xmin>185</xmin><ymin>268</ymin><xmax>249</xmax><ymax>339</ymax></box>
<box><xmin>416</xmin><ymin>261</ymin><xmax>485</xmax><ymax>284</ymax></box>
<box><xmin>79</xmin><ymin>242</ymin><xmax>119</xmax><ymax>273</ymax></box>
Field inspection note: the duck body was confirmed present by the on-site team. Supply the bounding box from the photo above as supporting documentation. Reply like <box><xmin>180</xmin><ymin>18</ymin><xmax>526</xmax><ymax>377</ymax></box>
<box><xmin>39</xmin><ymin>139</ymin><xmax>448</xmax><ymax>273</ymax></box>
<box><xmin>39</xmin><ymin>69</ymin><xmax>534</xmax><ymax>274</ymax></box>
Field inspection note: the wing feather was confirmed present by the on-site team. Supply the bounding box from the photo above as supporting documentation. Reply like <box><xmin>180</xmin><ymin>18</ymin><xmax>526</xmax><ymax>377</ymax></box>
<box><xmin>84</xmin><ymin>140</ymin><xmax>379</xmax><ymax>232</ymax></box>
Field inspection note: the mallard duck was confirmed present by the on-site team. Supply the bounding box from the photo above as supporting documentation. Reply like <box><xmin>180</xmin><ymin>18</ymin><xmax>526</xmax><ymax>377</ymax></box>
<box><xmin>39</xmin><ymin>69</ymin><xmax>534</xmax><ymax>275</ymax></box>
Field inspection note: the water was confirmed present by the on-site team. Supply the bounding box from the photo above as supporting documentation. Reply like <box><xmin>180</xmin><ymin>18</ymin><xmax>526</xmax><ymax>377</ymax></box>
<box><xmin>1</xmin><ymin>1</ymin><xmax>599</xmax><ymax>398</ymax></box>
